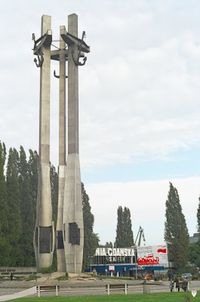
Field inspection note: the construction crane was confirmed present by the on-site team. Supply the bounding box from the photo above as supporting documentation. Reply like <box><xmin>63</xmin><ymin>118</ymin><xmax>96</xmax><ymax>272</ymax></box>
<box><xmin>134</xmin><ymin>226</ymin><xmax>146</xmax><ymax>247</ymax></box>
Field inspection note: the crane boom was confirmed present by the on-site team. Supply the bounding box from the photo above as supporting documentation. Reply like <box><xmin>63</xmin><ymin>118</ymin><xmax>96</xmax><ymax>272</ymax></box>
<box><xmin>134</xmin><ymin>226</ymin><xmax>146</xmax><ymax>247</ymax></box>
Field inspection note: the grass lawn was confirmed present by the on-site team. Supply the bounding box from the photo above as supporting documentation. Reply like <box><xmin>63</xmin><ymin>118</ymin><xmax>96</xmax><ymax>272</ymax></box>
<box><xmin>8</xmin><ymin>292</ymin><xmax>199</xmax><ymax>302</ymax></box>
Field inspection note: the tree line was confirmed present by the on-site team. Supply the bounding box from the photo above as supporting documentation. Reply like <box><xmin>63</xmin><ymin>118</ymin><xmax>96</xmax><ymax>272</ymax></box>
<box><xmin>0</xmin><ymin>141</ymin><xmax>99</xmax><ymax>270</ymax></box>
<box><xmin>113</xmin><ymin>182</ymin><xmax>200</xmax><ymax>273</ymax></box>
<box><xmin>0</xmin><ymin>140</ymin><xmax>200</xmax><ymax>273</ymax></box>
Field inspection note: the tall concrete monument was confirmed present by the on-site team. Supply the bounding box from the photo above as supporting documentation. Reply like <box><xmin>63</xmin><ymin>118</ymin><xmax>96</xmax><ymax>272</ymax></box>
<box><xmin>33</xmin><ymin>14</ymin><xmax>90</xmax><ymax>273</ymax></box>
<box><xmin>32</xmin><ymin>15</ymin><xmax>55</xmax><ymax>270</ymax></box>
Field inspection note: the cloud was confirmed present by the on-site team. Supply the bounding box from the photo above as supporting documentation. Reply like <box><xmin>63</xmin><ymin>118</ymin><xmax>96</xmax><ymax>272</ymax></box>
<box><xmin>86</xmin><ymin>177</ymin><xmax>200</xmax><ymax>245</ymax></box>
<box><xmin>79</xmin><ymin>22</ymin><xmax>200</xmax><ymax>168</ymax></box>
<box><xmin>0</xmin><ymin>0</ymin><xmax>200</xmax><ymax>174</ymax></box>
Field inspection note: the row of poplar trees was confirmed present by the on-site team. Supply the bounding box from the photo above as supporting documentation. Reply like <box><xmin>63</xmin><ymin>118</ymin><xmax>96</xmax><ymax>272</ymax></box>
<box><xmin>0</xmin><ymin>141</ymin><xmax>99</xmax><ymax>269</ymax></box>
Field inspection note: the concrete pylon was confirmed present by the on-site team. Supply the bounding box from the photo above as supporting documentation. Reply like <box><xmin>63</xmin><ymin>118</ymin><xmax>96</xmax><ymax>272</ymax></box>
<box><xmin>56</xmin><ymin>26</ymin><xmax>67</xmax><ymax>272</ymax></box>
<box><xmin>61</xmin><ymin>14</ymin><xmax>90</xmax><ymax>274</ymax></box>
<box><xmin>33</xmin><ymin>15</ymin><xmax>55</xmax><ymax>270</ymax></box>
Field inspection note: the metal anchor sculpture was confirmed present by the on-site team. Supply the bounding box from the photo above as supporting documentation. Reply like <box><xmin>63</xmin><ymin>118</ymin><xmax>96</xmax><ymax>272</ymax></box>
<box><xmin>74</xmin><ymin>31</ymin><xmax>87</xmax><ymax>66</ymax></box>
<box><xmin>53</xmin><ymin>69</ymin><xmax>68</xmax><ymax>79</ymax></box>
<box><xmin>60</xmin><ymin>27</ymin><xmax>90</xmax><ymax>66</ymax></box>
<box><xmin>32</xmin><ymin>30</ymin><xmax>52</xmax><ymax>67</ymax></box>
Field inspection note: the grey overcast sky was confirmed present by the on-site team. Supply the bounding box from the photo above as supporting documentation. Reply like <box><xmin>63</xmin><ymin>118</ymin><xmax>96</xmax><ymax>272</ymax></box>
<box><xmin>1</xmin><ymin>0</ymin><xmax>200</xmax><ymax>245</ymax></box>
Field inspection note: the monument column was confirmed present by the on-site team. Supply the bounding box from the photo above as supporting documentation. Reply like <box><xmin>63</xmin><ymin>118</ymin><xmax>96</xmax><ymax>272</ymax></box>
<box><xmin>68</xmin><ymin>14</ymin><xmax>79</xmax><ymax>155</ymax></box>
<box><xmin>56</xmin><ymin>26</ymin><xmax>67</xmax><ymax>272</ymax></box>
<box><xmin>66</xmin><ymin>13</ymin><xmax>83</xmax><ymax>274</ymax></box>
<box><xmin>62</xmin><ymin>13</ymin><xmax>89</xmax><ymax>274</ymax></box>
<box><xmin>33</xmin><ymin>15</ymin><xmax>54</xmax><ymax>270</ymax></box>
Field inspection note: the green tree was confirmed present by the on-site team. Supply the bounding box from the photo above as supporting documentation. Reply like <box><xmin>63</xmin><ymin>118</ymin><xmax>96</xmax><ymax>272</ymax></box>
<box><xmin>82</xmin><ymin>183</ymin><xmax>99</xmax><ymax>270</ymax></box>
<box><xmin>28</xmin><ymin>149</ymin><xmax>39</xmax><ymax>266</ymax></box>
<box><xmin>6</xmin><ymin>148</ymin><xmax>21</xmax><ymax>266</ymax></box>
<box><xmin>0</xmin><ymin>142</ymin><xmax>10</xmax><ymax>265</ymax></box>
<box><xmin>124</xmin><ymin>207</ymin><xmax>134</xmax><ymax>246</ymax></box>
<box><xmin>197</xmin><ymin>197</ymin><xmax>200</xmax><ymax>233</ymax></box>
<box><xmin>115</xmin><ymin>206</ymin><xmax>124</xmax><ymax>247</ymax></box>
<box><xmin>188</xmin><ymin>200</ymin><xmax>200</xmax><ymax>268</ymax></box>
<box><xmin>18</xmin><ymin>146</ymin><xmax>35</xmax><ymax>266</ymax></box>
<box><xmin>28</xmin><ymin>149</ymin><xmax>39</xmax><ymax>222</ymax></box>
<box><xmin>188</xmin><ymin>241</ymin><xmax>200</xmax><ymax>268</ymax></box>
<box><xmin>164</xmin><ymin>182</ymin><xmax>189</xmax><ymax>271</ymax></box>
<box><xmin>105</xmin><ymin>242</ymin><xmax>113</xmax><ymax>247</ymax></box>
<box><xmin>115</xmin><ymin>206</ymin><xmax>134</xmax><ymax>247</ymax></box>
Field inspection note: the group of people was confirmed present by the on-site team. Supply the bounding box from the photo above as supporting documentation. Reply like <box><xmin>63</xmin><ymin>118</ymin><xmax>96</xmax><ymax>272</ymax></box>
<box><xmin>170</xmin><ymin>277</ymin><xmax>189</xmax><ymax>292</ymax></box>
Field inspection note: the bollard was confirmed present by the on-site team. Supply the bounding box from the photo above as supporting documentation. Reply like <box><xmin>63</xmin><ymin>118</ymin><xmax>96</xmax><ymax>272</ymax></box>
<box><xmin>125</xmin><ymin>283</ymin><xmax>128</xmax><ymax>295</ymax></box>
<box><xmin>56</xmin><ymin>285</ymin><xmax>59</xmax><ymax>296</ymax></box>
<box><xmin>37</xmin><ymin>286</ymin><xmax>40</xmax><ymax>297</ymax></box>
<box><xmin>143</xmin><ymin>280</ymin><xmax>150</xmax><ymax>294</ymax></box>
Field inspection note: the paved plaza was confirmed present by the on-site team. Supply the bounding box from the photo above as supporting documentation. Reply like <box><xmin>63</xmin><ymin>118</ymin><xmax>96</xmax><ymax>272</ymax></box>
<box><xmin>0</xmin><ymin>279</ymin><xmax>199</xmax><ymax>298</ymax></box>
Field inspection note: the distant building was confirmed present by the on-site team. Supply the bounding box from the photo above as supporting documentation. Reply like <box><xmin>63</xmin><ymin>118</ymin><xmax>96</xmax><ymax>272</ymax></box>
<box><xmin>189</xmin><ymin>233</ymin><xmax>200</xmax><ymax>244</ymax></box>
<box><xmin>89</xmin><ymin>245</ymin><xmax>168</xmax><ymax>277</ymax></box>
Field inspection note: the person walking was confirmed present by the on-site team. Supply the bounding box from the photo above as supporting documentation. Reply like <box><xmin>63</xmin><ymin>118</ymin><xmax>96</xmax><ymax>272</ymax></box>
<box><xmin>181</xmin><ymin>278</ymin><xmax>188</xmax><ymax>292</ymax></box>
<box><xmin>170</xmin><ymin>279</ymin><xmax>174</xmax><ymax>292</ymax></box>
<box><xmin>175</xmin><ymin>277</ymin><xmax>180</xmax><ymax>292</ymax></box>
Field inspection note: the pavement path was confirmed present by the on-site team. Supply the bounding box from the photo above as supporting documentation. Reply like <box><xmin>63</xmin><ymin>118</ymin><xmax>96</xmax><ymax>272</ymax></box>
<box><xmin>0</xmin><ymin>280</ymin><xmax>199</xmax><ymax>298</ymax></box>
<box><xmin>0</xmin><ymin>287</ymin><xmax>36</xmax><ymax>301</ymax></box>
